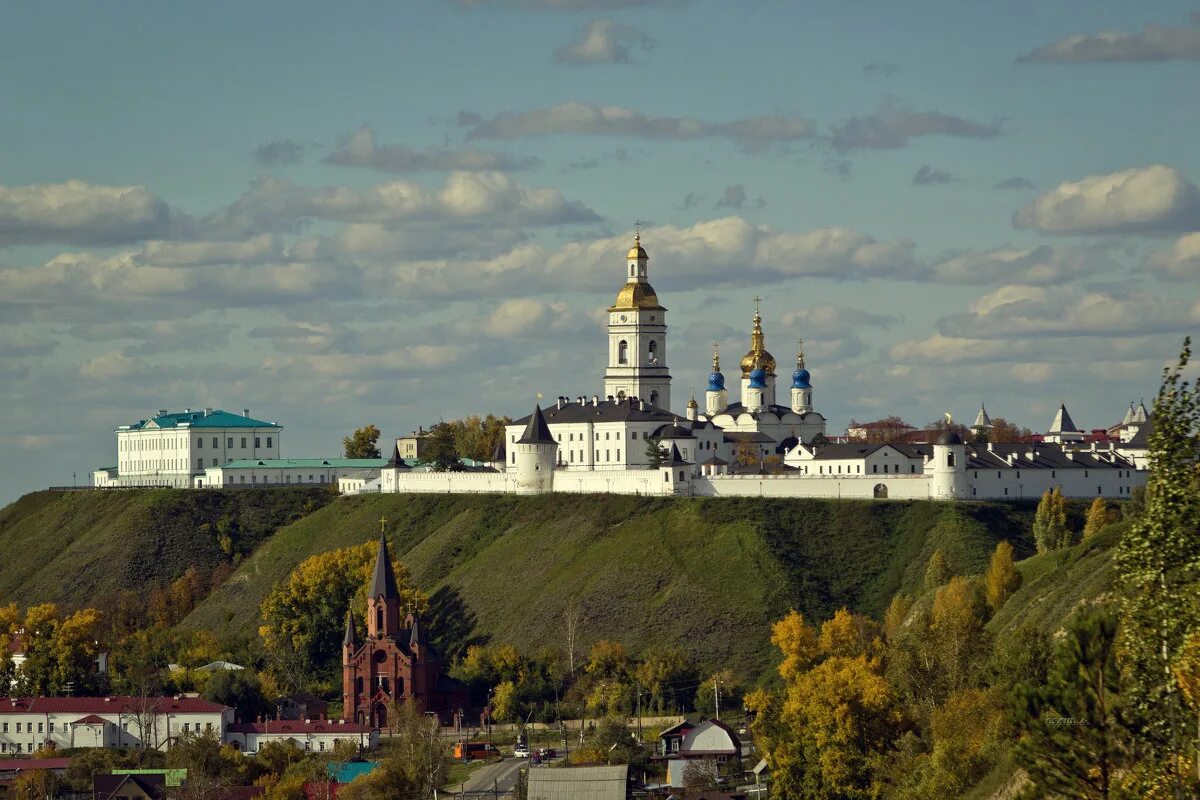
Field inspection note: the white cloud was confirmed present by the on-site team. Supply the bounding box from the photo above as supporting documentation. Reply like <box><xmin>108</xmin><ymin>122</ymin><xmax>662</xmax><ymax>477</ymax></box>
<box><xmin>482</xmin><ymin>298</ymin><xmax>571</xmax><ymax>337</ymax></box>
<box><xmin>554</xmin><ymin>19</ymin><xmax>652</xmax><ymax>64</ymax></box>
<box><xmin>930</xmin><ymin>245</ymin><xmax>1114</xmax><ymax>285</ymax></box>
<box><xmin>461</xmin><ymin>102</ymin><xmax>816</xmax><ymax>152</ymax></box>
<box><xmin>829</xmin><ymin>99</ymin><xmax>1002</xmax><ymax>152</ymax></box>
<box><xmin>140</xmin><ymin>234</ymin><xmax>283</xmax><ymax>266</ymax></box>
<box><xmin>1020</xmin><ymin>19</ymin><xmax>1200</xmax><ymax>63</ymax></box>
<box><xmin>0</xmin><ymin>180</ymin><xmax>182</xmax><ymax>246</ymax></box>
<box><xmin>324</xmin><ymin>126</ymin><xmax>538</xmax><ymax>173</ymax></box>
<box><xmin>1014</xmin><ymin>165</ymin><xmax>1200</xmax><ymax>234</ymax></box>
<box><xmin>80</xmin><ymin>350</ymin><xmax>147</xmax><ymax>381</ymax></box>
<box><xmin>1147</xmin><ymin>232</ymin><xmax>1200</xmax><ymax>280</ymax></box>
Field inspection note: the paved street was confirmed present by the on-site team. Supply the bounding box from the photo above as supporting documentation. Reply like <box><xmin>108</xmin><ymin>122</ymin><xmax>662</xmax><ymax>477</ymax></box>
<box><xmin>449</xmin><ymin>758</ymin><xmax>524</xmax><ymax>798</ymax></box>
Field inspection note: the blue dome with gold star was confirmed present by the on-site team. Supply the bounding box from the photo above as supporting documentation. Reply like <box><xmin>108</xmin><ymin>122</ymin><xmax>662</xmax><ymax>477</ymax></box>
<box><xmin>792</xmin><ymin>367</ymin><xmax>811</xmax><ymax>389</ymax></box>
<box><xmin>708</xmin><ymin>370</ymin><xmax>725</xmax><ymax>391</ymax></box>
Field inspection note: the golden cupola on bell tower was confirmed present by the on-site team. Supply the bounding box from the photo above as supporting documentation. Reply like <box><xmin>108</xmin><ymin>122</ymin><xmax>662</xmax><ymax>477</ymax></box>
<box><xmin>739</xmin><ymin>297</ymin><xmax>777</xmax><ymax>409</ymax></box>
<box><xmin>603</xmin><ymin>230</ymin><xmax>672</xmax><ymax>410</ymax></box>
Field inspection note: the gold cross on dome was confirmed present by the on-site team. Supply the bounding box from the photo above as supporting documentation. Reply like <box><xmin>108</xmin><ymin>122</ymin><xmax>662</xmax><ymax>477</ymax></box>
<box><xmin>379</xmin><ymin>516</ymin><xmax>388</xmax><ymax>533</ymax></box>
<box><xmin>753</xmin><ymin>295</ymin><xmax>762</xmax><ymax>316</ymax></box>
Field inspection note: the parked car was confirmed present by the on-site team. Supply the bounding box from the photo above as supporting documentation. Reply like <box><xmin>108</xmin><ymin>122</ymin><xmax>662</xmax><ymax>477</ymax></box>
<box><xmin>537</xmin><ymin>748</ymin><xmax>557</xmax><ymax>760</ymax></box>
<box><xmin>514</xmin><ymin>744</ymin><xmax>531</xmax><ymax>758</ymax></box>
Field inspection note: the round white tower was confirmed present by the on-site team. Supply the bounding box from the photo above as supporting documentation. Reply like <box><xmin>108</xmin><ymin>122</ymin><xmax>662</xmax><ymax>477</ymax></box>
<box><xmin>931</xmin><ymin>429</ymin><xmax>968</xmax><ymax>499</ymax></box>
<box><xmin>790</xmin><ymin>339</ymin><xmax>813</xmax><ymax>415</ymax></box>
<box><xmin>514</xmin><ymin>404</ymin><xmax>558</xmax><ymax>494</ymax></box>
<box><xmin>705</xmin><ymin>343</ymin><xmax>729</xmax><ymax>416</ymax></box>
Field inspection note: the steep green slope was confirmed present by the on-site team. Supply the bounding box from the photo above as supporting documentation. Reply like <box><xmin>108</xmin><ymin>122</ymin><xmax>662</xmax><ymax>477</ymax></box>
<box><xmin>0</xmin><ymin>489</ymin><xmax>331</xmax><ymax>608</ymax></box>
<box><xmin>181</xmin><ymin>494</ymin><xmax>1035</xmax><ymax>679</ymax></box>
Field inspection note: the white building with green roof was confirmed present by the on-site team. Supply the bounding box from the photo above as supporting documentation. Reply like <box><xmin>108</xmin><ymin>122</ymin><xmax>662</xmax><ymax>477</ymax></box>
<box><xmin>92</xmin><ymin>408</ymin><xmax>282</xmax><ymax>488</ymax></box>
<box><xmin>200</xmin><ymin>458</ymin><xmax>387</xmax><ymax>489</ymax></box>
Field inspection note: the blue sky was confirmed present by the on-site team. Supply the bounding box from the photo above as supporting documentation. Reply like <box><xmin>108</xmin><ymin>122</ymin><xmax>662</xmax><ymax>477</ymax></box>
<box><xmin>2</xmin><ymin>0</ymin><xmax>1199</xmax><ymax>501</ymax></box>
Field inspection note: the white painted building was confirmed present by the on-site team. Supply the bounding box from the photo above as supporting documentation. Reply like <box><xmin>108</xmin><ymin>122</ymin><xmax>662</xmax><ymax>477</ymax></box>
<box><xmin>93</xmin><ymin>409</ymin><xmax>282</xmax><ymax>488</ymax></box>
<box><xmin>0</xmin><ymin>696</ymin><xmax>231</xmax><ymax>754</ymax></box>
<box><xmin>225</xmin><ymin>719</ymin><xmax>376</xmax><ymax>754</ymax></box>
<box><xmin>199</xmin><ymin>458</ymin><xmax>386</xmax><ymax>489</ymax></box>
<box><xmin>369</xmin><ymin>235</ymin><xmax>1150</xmax><ymax>502</ymax></box>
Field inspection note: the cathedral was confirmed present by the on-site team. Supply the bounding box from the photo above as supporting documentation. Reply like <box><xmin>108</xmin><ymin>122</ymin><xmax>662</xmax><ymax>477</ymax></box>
<box><xmin>341</xmin><ymin>535</ymin><xmax>466</xmax><ymax>726</ymax></box>
<box><xmin>368</xmin><ymin>234</ymin><xmax>1147</xmax><ymax>501</ymax></box>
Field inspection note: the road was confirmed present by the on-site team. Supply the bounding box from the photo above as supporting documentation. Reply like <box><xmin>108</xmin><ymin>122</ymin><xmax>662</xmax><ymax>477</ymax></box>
<box><xmin>449</xmin><ymin>758</ymin><xmax>525</xmax><ymax>798</ymax></box>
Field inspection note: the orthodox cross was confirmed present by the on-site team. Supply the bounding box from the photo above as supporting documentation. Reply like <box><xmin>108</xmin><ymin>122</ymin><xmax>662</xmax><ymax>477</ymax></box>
<box><xmin>753</xmin><ymin>295</ymin><xmax>762</xmax><ymax>316</ymax></box>
<box><xmin>379</xmin><ymin>515</ymin><xmax>388</xmax><ymax>534</ymax></box>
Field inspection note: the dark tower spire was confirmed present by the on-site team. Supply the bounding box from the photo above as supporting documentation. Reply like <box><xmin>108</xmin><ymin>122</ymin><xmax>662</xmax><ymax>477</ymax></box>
<box><xmin>370</xmin><ymin>532</ymin><xmax>400</xmax><ymax>599</ymax></box>
<box><xmin>343</xmin><ymin>608</ymin><xmax>358</xmax><ymax>648</ymax></box>
<box><xmin>367</xmin><ymin>524</ymin><xmax>402</xmax><ymax>637</ymax></box>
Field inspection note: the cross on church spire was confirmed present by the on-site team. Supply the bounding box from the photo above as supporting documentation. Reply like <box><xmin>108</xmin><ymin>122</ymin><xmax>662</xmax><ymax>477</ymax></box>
<box><xmin>753</xmin><ymin>295</ymin><xmax>762</xmax><ymax>318</ymax></box>
<box><xmin>379</xmin><ymin>515</ymin><xmax>388</xmax><ymax>534</ymax></box>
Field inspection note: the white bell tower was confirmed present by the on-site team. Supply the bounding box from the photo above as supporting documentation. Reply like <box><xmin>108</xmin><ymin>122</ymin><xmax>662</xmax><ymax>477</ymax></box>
<box><xmin>603</xmin><ymin>232</ymin><xmax>672</xmax><ymax>410</ymax></box>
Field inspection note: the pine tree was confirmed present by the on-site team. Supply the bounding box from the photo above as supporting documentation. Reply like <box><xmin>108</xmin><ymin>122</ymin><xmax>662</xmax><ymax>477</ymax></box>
<box><xmin>1082</xmin><ymin>497</ymin><xmax>1108</xmax><ymax>541</ymax></box>
<box><xmin>1116</xmin><ymin>338</ymin><xmax>1200</xmax><ymax>789</ymax></box>
<box><xmin>984</xmin><ymin>540</ymin><xmax>1022</xmax><ymax>612</ymax></box>
<box><xmin>644</xmin><ymin>436</ymin><xmax>667</xmax><ymax>467</ymax></box>
<box><xmin>924</xmin><ymin>549</ymin><xmax>952</xmax><ymax>592</ymax></box>
<box><xmin>1012</xmin><ymin>604</ymin><xmax>1132</xmax><ymax>799</ymax></box>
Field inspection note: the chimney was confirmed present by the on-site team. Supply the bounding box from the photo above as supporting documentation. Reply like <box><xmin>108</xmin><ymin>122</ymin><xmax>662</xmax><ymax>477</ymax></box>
<box><xmin>243</xmin><ymin>408</ymin><xmax>250</xmax><ymax>418</ymax></box>
<box><xmin>158</xmin><ymin>409</ymin><xmax>168</xmax><ymax>416</ymax></box>
<box><xmin>638</xmin><ymin>398</ymin><xmax>646</xmax><ymax>411</ymax></box>
<box><xmin>184</xmin><ymin>408</ymin><xmax>191</xmax><ymax>413</ymax></box>
<box><xmin>986</xmin><ymin>442</ymin><xmax>994</xmax><ymax>452</ymax></box>
<box><xmin>557</xmin><ymin>397</ymin><xmax>565</xmax><ymax>410</ymax></box>
<box><xmin>204</xmin><ymin>408</ymin><xmax>212</xmax><ymax>417</ymax></box>
<box><xmin>592</xmin><ymin>395</ymin><xmax>599</xmax><ymax>406</ymax></box>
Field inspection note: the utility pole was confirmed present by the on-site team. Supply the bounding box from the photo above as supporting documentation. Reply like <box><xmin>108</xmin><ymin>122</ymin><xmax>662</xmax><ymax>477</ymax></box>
<box><xmin>714</xmin><ymin>677</ymin><xmax>721</xmax><ymax>720</ymax></box>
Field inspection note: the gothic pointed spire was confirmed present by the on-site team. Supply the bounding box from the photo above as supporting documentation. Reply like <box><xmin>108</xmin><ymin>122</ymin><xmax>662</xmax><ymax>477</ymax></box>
<box><xmin>369</xmin><ymin>533</ymin><xmax>400</xmax><ymax>599</ymax></box>
<box><xmin>517</xmin><ymin>403</ymin><xmax>556</xmax><ymax>445</ymax></box>
<box><xmin>343</xmin><ymin>608</ymin><xmax>358</xmax><ymax>647</ymax></box>
<box><xmin>408</xmin><ymin>614</ymin><xmax>422</xmax><ymax>648</ymax></box>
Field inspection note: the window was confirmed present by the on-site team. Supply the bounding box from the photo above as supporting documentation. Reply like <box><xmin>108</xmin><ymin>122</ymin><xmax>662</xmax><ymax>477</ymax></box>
<box><xmin>227</xmin><ymin>438</ymin><xmax>233</xmax><ymax>448</ymax></box>
<box><xmin>197</xmin><ymin>458</ymin><xmax>204</xmax><ymax>469</ymax></box>
<box><xmin>255</xmin><ymin>437</ymin><xmax>261</xmax><ymax>448</ymax></box>
<box><xmin>631</xmin><ymin>432</ymin><xmax>636</xmax><ymax>440</ymax></box>
<box><xmin>267</xmin><ymin>437</ymin><xmax>272</xmax><ymax>448</ymax></box>
<box><xmin>240</xmin><ymin>475</ymin><xmax>246</xmax><ymax>483</ymax></box>
<box><xmin>183</xmin><ymin>723</ymin><xmax>190</xmax><ymax>732</ymax></box>
<box><xmin>197</xmin><ymin>438</ymin><xmax>203</xmax><ymax>449</ymax></box>
<box><xmin>212</xmin><ymin>458</ymin><xmax>217</xmax><ymax>467</ymax></box>
<box><xmin>605</xmin><ymin>432</ymin><xmax>610</xmax><ymax>440</ymax></box>
<box><xmin>883</xmin><ymin>464</ymin><xmax>889</xmax><ymax>474</ymax></box>
<box><xmin>376</xmin><ymin>607</ymin><xmax>383</xmax><ymax>630</ymax></box>
<box><xmin>947</xmin><ymin>453</ymin><xmax>955</xmax><ymax>467</ymax></box>
<box><xmin>618</xmin><ymin>340</ymin><xmax>628</xmax><ymax>364</ymax></box>
<box><xmin>606</xmin><ymin>450</ymin><xmax>610</xmax><ymax>461</ymax></box>
<box><xmin>212</xmin><ymin>437</ymin><xmax>218</xmax><ymax>448</ymax></box>
<box><xmin>49</xmin><ymin>722</ymin><xmax>54</xmax><ymax>732</ymax></box>
<box><xmin>648</xmin><ymin>340</ymin><xmax>658</xmax><ymax>360</ymax></box>
<box><xmin>596</xmin><ymin>450</ymin><xmax>600</xmax><ymax>461</ymax></box>
<box><xmin>617</xmin><ymin>449</ymin><xmax>621</xmax><ymax>460</ymax></box>
<box><xmin>872</xmin><ymin>464</ymin><xmax>878</xmax><ymax>474</ymax></box>
<box><xmin>241</xmin><ymin>437</ymin><xmax>247</xmax><ymax>448</ymax></box>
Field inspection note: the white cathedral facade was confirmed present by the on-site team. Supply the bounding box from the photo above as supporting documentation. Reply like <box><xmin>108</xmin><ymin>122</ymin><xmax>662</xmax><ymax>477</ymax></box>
<box><xmin>370</xmin><ymin>235</ymin><xmax>1149</xmax><ymax>501</ymax></box>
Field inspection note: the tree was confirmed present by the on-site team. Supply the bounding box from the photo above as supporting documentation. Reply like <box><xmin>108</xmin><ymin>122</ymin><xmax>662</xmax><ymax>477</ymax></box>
<box><xmin>10</xmin><ymin>769</ymin><xmax>63</xmax><ymax>800</ymax></box>
<box><xmin>421</xmin><ymin>422</ymin><xmax>462</xmax><ymax>471</ymax></box>
<box><xmin>924</xmin><ymin>549</ymin><xmax>952</xmax><ymax>592</ymax></box>
<box><xmin>1012</xmin><ymin>605</ymin><xmax>1132</xmax><ymax>799</ymax></box>
<box><xmin>343</xmin><ymin>425</ymin><xmax>382</xmax><ymax>459</ymax></box>
<box><xmin>984</xmin><ymin>540</ymin><xmax>1022</xmax><ymax>612</ymax></box>
<box><xmin>1082</xmin><ymin>497</ymin><xmax>1109</xmax><ymax>541</ymax></box>
<box><xmin>203</xmin><ymin>669</ymin><xmax>271</xmax><ymax>722</ymax></box>
<box><xmin>259</xmin><ymin>540</ymin><xmax>426</xmax><ymax>689</ymax></box>
<box><xmin>989</xmin><ymin>417</ymin><xmax>1034</xmax><ymax>443</ymax></box>
<box><xmin>1116</xmin><ymin>338</ymin><xmax>1200</xmax><ymax>790</ymax></box>
<box><xmin>635</xmin><ymin>646</ymin><xmax>691</xmax><ymax>713</ymax></box>
<box><xmin>644</xmin><ymin>436</ymin><xmax>668</xmax><ymax>467</ymax></box>
<box><xmin>732</xmin><ymin>442</ymin><xmax>760</xmax><ymax>470</ymax></box>
<box><xmin>1033</xmin><ymin>487</ymin><xmax>1071</xmax><ymax>553</ymax></box>
<box><xmin>930</xmin><ymin>577</ymin><xmax>988</xmax><ymax>697</ymax></box>
<box><xmin>810</xmin><ymin>432</ymin><xmax>829</xmax><ymax>448</ymax></box>
<box><xmin>770</xmin><ymin>609</ymin><xmax>819</xmax><ymax>682</ymax></box>
<box><xmin>167</xmin><ymin>729</ymin><xmax>247</xmax><ymax>800</ymax></box>
<box><xmin>563</xmin><ymin>600</ymin><xmax>584</xmax><ymax>678</ymax></box>
<box><xmin>383</xmin><ymin>699</ymin><xmax>449</xmax><ymax>798</ymax></box>
<box><xmin>492</xmin><ymin>680</ymin><xmax>518</xmax><ymax>722</ymax></box>
<box><xmin>883</xmin><ymin>594</ymin><xmax>913</xmax><ymax>642</ymax></box>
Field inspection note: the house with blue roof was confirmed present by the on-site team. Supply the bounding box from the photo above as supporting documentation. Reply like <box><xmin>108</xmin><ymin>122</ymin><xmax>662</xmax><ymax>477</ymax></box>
<box><xmin>92</xmin><ymin>408</ymin><xmax>283</xmax><ymax>488</ymax></box>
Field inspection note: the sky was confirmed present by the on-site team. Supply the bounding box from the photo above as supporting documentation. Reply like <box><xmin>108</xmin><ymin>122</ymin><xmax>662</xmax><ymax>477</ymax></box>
<box><xmin>2</xmin><ymin>0</ymin><xmax>1199</xmax><ymax>502</ymax></box>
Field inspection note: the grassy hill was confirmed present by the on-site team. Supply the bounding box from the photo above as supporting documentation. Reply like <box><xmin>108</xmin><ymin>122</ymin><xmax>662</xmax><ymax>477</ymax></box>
<box><xmin>179</xmin><ymin>493</ymin><xmax>1036</xmax><ymax>679</ymax></box>
<box><xmin>0</xmin><ymin>489</ymin><xmax>331</xmax><ymax>608</ymax></box>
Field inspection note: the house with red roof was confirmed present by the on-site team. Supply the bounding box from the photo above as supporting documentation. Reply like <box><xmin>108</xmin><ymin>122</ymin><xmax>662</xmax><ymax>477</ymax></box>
<box><xmin>225</xmin><ymin>718</ymin><xmax>376</xmax><ymax>755</ymax></box>
<box><xmin>0</xmin><ymin>696</ymin><xmax>231</xmax><ymax>754</ymax></box>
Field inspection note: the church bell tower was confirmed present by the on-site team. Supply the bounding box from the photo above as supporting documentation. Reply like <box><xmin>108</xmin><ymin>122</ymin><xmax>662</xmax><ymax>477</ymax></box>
<box><xmin>603</xmin><ymin>232</ymin><xmax>672</xmax><ymax>410</ymax></box>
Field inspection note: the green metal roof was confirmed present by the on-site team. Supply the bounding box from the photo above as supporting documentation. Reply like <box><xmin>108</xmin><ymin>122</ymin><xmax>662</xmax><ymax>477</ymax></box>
<box><xmin>215</xmin><ymin>458</ymin><xmax>388</xmax><ymax>470</ymax></box>
<box><xmin>112</xmin><ymin>770</ymin><xmax>187</xmax><ymax>787</ymax></box>
<box><xmin>122</xmin><ymin>409</ymin><xmax>282</xmax><ymax>430</ymax></box>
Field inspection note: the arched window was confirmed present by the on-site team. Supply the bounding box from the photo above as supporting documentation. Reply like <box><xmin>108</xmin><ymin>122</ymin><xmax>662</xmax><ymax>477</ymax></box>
<box><xmin>356</xmin><ymin>677</ymin><xmax>363</xmax><ymax>695</ymax></box>
<box><xmin>618</xmin><ymin>340</ymin><xmax>628</xmax><ymax>364</ymax></box>
<box><xmin>375</xmin><ymin>606</ymin><xmax>383</xmax><ymax>632</ymax></box>
<box><xmin>650</xmin><ymin>391</ymin><xmax>659</xmax><ymax>407</ymax></box>
<box><xmin>648</xmin><ymin>340</ymin><xmax>658</xmax><ymax>363</ymax></box>
<box><xmin>874</xmin><ymin>483</ymin><xmax>888</xmax><ymax>499</ymax></box>
<box><xmin>946</xmin><ymin>453</ymin><xmax>955</xmax><ymax>468</ymax></box>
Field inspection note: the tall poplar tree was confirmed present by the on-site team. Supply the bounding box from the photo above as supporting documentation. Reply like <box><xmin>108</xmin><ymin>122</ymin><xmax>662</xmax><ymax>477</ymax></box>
<box><xmin>1116</xmin><ymin>338</ymin><xmax>1200</xmax><ymax>791</ymax></box>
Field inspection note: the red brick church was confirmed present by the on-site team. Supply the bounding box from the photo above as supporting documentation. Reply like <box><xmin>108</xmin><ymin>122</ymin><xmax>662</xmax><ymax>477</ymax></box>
<box><xmin>342</xmin><ymin>534</ymin><xmax>467</xmax><ymax>727</ymax></box>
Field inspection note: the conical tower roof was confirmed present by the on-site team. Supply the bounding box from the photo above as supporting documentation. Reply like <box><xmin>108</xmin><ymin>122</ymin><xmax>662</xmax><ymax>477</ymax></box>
<box><xmin>1134</xmin><ymin>401</ymin><xmax>1149</xmax><ymax>423</ymax></box>
<box><xmin>369</xmin><ymin>533</ymin><xmax>400</xmax><ymax>599</ymax></box>
<box><xmin>517</xmin><ymin>403</ymin><xmax>556</xmax><ymax>445</ymax></box>
<box><xmin>343</xmin><ymin>608</ymin><xmax>358</xmax><ymax>647</ymax></box>
<box><xmin>1048</xmin><ymin>402</ymin><xmax>1081</xmax><ymax>434</ymax></box>
<box><xmin>972</xmin><ymin>403</ymin><xmax>992</xmax><ymax>430</ymax></box>
<box><xmin>1121</xmin><ymin>403</ymin><xmax>1135</xmax><ymax>426</ymax></box>
<box><xmin>385</xmin><ymin>441</ymin><xmax>409</xmax><ymax>469</ymax></box>
<box><xmin>408</xmin><ymin>615</ymin><xmax>422</xmax><ymax>648</ymax></box>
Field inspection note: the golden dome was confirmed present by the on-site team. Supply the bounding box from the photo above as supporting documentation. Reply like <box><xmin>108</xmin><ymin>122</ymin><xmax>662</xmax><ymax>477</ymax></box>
<box><xmin>610</xmin><ymin>282</ymin><xmax>663</xmax><ymax>311</ymax></box>
<box><xmin>627</xmin><ymin>231</ymin><xmax>648</xmax><ymax>261</ymax></box>
<box><xmin>740</xmin><ymin>303</ymin><xmax>776</xmax><ymax>377</ymax></box>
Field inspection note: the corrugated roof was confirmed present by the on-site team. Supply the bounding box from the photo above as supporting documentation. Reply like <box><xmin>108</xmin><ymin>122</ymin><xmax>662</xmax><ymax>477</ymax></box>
<box><xmin>227</xmin><ymin>720</ymin><xmax>371</xmax><ymax>734</ymax></box>
<box><xmin>527</xmin><ymin>765</ymin><xmax>629</xmax><ymax>800</ymax></box>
